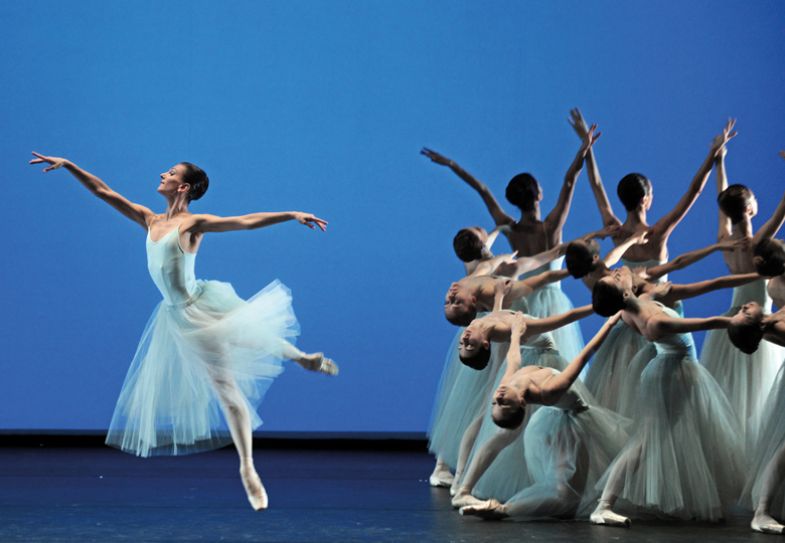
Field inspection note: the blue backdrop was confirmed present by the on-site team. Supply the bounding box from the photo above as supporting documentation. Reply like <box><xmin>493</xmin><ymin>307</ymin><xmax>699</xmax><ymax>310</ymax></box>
<box><xmin>1</xmin><ymin>1</ymin><xmax>784</xmax><ymax>433</ymax></box>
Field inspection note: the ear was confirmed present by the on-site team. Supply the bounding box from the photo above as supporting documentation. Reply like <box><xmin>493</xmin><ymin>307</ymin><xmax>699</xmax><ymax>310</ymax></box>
<box><xmin>178</xmin><ymin>183</ymin><xmax>191</xmax><ymax>194</ymax></box>
<box><xmin>591</xmin><ymin>254</ymin><xmax>600</xmax><ymax>263</ymax></box>
<box><xmin>471</xmin><ymin>295</ymin><xmax>477</xmax><ymax>304</ymax></box>
<box><xmin>482</xmin><ymin>339</ymin><xmax>490</xmax><ymax>350</ymax></box>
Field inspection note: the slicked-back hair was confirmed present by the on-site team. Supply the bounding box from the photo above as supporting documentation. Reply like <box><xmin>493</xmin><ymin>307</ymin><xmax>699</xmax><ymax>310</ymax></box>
<box><xmin>718</xmin><ymin>184</ymin><xmax>754</xmax><ymax>224</ymax></box>
<box><xmin>445</xmin><ymin>306</ymin><xmax>477</xmax><ymax>327</ymax></box>
<box><xmin>754</xmin><ymin>238</ymin><xmax>785</xmax><ymax>277</ymax></box>
<box><xmin>592</xmin><ymin>279</ymin><xmax>626</xmax><ymax>317</ymax></box>
<box><xmin>459</xmin><ymin>345</ymin><xmax>492</xmax><ymax>370</ymax></box>
<box><xmin>565</xmin><ymin>241</ymin><xmax>598</xmax><ymax>278</ymax></box>
<box><xmin>492</xmin><ymin>404</ymin><xmax>525</xmax><ymax>429</ymax></box>
<box><xmin>453</xmin><ymin>229</ymin><xmax>485</xmax><ymax>262</ymax></box>
<box><xmin>727</xmin><ymin>320</ymin><xmax>764</xmax><ymax>354</ymax></box>
<box><xmin>505</xmin><ymin>173</ymin><xmax>539</xmax><ymax>212</ymax></box>
<box><xmin>617</xmin><ymin>173</ymin><xmax>651</xmax><ymax>211</ymax></box>
<box><xmin>180</xmin><ymin>162</ymin><xmax>209</xmax><ymax>202</ymax></box>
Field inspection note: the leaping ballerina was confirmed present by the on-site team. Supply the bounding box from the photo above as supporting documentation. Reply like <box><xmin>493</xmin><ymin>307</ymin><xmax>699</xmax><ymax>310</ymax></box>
<box><xmin>29</xmin><ymin>152</ymin><xmax>338</xmax><ymax>511</ymax></box>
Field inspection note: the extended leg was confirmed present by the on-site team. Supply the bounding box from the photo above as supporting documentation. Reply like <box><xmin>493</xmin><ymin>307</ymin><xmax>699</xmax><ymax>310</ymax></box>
<box><xmin>450</xmin><ymin>414</ymin><xmax>485</xmax><ymax>496</ymax></box>
<box><xmin>452</xmin><ymin>425</ymin><xmax>522</xmax><ymax>508</ymax></box>
<box><xmin>279</xmin><ymin>340</ymin><xmax>339</xmax><ymax>375</ymax></box>
<box><xmin>752</xmin><ymin>442</ymin><xmax>785</xmax><ymax>534</ymax></box>
<box><xmin>429</xmin><ymin>457</ymin><xmax>454</xmax><ymax>488</ymax></box>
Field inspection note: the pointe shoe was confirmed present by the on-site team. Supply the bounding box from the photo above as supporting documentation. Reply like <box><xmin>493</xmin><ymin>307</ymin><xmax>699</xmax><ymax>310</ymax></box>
<box><xmin>451</xmin><ymin>492</ymin><xmax>485</xmax><ymax>509</ymax></box>
<box><xmin>429</xmin><ymin>471</ymin><xmax>454</xmax><ymax>488</ymax></box>
<box><xmin>752</xmin><ymin>514</ymin><xmax>785</xmax><ymax>534</ymax></box>
<box><xmin>240</xmin><ymin>467</ymin><xmax>268</xmax><ymax>511</ymax></box>
<box><xmin>301</xmin><ymin>352</ymin><xmax>339</xmax><ymax>376</ymax></box>
<box><xmin>590</xmin><ymin>507</ymin><xmax>631</xmax><ymax>528</ymax></box>
<box><xmin>460</xmin><ymin>499</ymin><xmax>507</xmax><ymax>520</ymax></box>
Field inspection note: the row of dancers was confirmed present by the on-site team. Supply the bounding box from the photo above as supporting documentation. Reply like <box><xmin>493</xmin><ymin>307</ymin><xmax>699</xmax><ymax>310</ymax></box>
<box><xmin>424</xmin><ymin>111</ymin><xmax>785</xmax><ymax>533</ymax></box>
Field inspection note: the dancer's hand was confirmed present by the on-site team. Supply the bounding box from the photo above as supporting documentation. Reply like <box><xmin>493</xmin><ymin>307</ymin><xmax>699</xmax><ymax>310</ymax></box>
<box><xmin>568</xmin><ymin>108</ymin><xmax>590</xmax><ymax>139</ymax></box>
<box><xmin>578</xmin><ymin>124</ymin><xmax>601</xmax><ymax>158</ymax></box>
<box><xmin>29</xmin><ymin>152</ymin><xmax>70</xmax><ymax>172</ymax></box>
<box><xmin>510</xmin><ymin>312</ymin><xmax>527</xmax><ymax>334</ymax></box>
<box><xmin>710</xmin><ymin>119</ymin><xmax>737</xmax><ymax>158</ymax></box>
<box><xmin>293</xmin><ymin>212</ymin><xmax>328</xmax><ymax>232</ymax></box>
<box><xmin>584</xmin><ymin>224</ymin><xmax>620</xmax><ymax>241</ymax></box>
<box><xmin>779</xmin><ymin>150</ymin><xmax>785</xmax><ymax>162</ymax></box>
<box><xmin>420</xmin><ymin>147</ymin><xmax>453</xmax><ymax>167</ymax></box>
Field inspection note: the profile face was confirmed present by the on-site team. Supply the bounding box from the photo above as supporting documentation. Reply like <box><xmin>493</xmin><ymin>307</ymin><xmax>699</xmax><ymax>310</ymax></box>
<box><xmin>444</xmin><ymin>283</ymin><xmax>474</xmax><ymax>314</ymax></box>
<box><xmin>607</xmin><ymin>266</ymin><xmax>633</xmax><ymax>292</ymax></box>
<box><xmin>157</xmin><ymin>164</ymin><xmax>188</xmax><ymax>195</ymax></box>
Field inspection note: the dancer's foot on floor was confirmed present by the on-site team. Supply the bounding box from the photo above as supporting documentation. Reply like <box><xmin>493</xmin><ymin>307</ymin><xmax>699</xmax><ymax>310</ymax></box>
<box><xmin>590</xmin><ymin>504</ymin><xmax>630</xmax><ymax>527</ymax></box>
<box><xmin>240</xmin><ymin>465</ymin><xmax>268</xmax><ymax>511</ymax></box>
<box><xmin>752</xmin><ymin>513</ymin><xmax>785</xmax><ymax>534</ymax></box>
<box><xmin>429</xmin><ymin>463</ymin><xmax>454</xmax><ymax>488</ymax></box>
<box><xmin>460</xmin><ymin>499</ymin><xmax>507</xmax><ymax>520</ymax></box>
<box><xmin>451</xmin><ymin>491</ymin><xmax>485</xmax><ymax>509</ymax></box>
<box><xmin>297</xmin><ymin>352</ymin><xmax>339</xmax><ymax>376</ymax></box>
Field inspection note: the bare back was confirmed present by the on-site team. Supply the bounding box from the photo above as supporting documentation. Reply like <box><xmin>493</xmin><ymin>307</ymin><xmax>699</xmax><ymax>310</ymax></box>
<box><xmin>504</xmin><ymin>220</ymin><xmax>556</xmax><ymax>256</ymax></box>
<box><xmin>720</xmin><ymin>230</ymin><xmax>755</xmax><ymax>274</ymax></box>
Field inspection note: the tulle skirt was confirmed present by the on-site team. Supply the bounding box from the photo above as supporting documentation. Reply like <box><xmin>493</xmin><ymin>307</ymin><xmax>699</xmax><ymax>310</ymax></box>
<box><xmin>106</xmin><ymin>279</ymin><xmax>298</xmax><ymax>457</ymax></box>
<box><xmin>599</xmin><ymin>351</ymin><xmax>745</xmax><ymax>520</ymax></box>
<box><xmin>700</xmin><ymin>282</ymin><xmax>783</xmax><ymax>441</ymax></box>
<box><xmin>512</xmin><ymin>393</ymin><xmax>629</xmax><ymax>519</ymax></box>
<box><xmin>743</xmin><ymin>364</ymin><xmax>785</xmax><ymax>517</ymax></box>
<box><xmin>462</xmin><ymin>348</ymin><xmax>569</xmax><ymax>501</ymax></box>
<box><xmin>583</xmin><ymin>321</ymin><xmax>650</xmax><ymax>415</ymax></box>
<box><xmin>523</xmin><ymin>285</ymin><xmax>584</xmax><ymax>363</ymax></box>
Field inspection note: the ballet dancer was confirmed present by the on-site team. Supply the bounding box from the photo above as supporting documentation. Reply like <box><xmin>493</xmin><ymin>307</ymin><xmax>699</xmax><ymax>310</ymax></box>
<box><xmin>423</xmin><ymin>126</ymin><xmax>600</xmax><ymax>360</ymax></box>
<box><xmin>727</xmin><ymin>301</ymin><xmax>785</xmax><ymax>533</ymax></box>
<box><xmin>458</xmin><ymin>313</ymin><xmax>628</xmax><ymax>520</ymax></box>
<box><xmin>29</xmin><ymin>153</ymin><xmax>337</xmax><ymax>511</ymax></box>
<box><xmin>588</xmin><ymin>270</ymin><xmax>751</xmax><ymax>526</ymax></box>
<box><xmin>700</xmin><ymin>148</ymin><xmax>785</xmax><ymax>440</ymax></box>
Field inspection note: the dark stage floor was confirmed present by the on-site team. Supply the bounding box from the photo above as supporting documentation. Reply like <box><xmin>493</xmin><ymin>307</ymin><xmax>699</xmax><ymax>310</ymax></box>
<box><xmin>0</xmin><ymin>445</ymin><xmax>765</xmax><ymax>542</ymax></box>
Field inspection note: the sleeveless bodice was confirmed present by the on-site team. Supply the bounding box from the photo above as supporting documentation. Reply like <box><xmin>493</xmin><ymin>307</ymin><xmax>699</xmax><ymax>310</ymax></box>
<box><xmin>146</xmin><ymin>228</ymin><xmax>200</xmax><ymax>306</ymax></box>
<box><xmin>621</xmin><ymin>257</ymin><xmax>667</xmax><ymax>283</ymax></box>
<box><xmin>730</xmin><ymin>278</ymin><xmax>771</xmax><ymax>311</ymax></box>
<box><xmin>519</xmin><ymin>256</ymin><xmax>564</xmax><ymax>288</ymax></box>
<box><xmin>544</xmin><ymin>369</ymin><xmax>588</xmax><ymax>411</ymax></box>
<box><xmin>651</xmin><ymin>303</ymin><xmax>695</xmax><ymax>356</ymax></box>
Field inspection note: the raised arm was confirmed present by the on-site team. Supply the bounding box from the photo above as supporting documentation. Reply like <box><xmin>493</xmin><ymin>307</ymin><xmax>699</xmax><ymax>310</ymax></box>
<box><xmin>502</xmin><ymin>315</ymin><xmax>526</xmax><ymax>380</ymax></box>
<box><xmin>544</xmin><ymin>126</ymin><xmax>600</xmax><ymax>239</ymax></box>
<box><xmin>752</xmin><ymin>151</ymin><xmax>785</xmax><ymax>243</ymax></box>
<box><xmin>421</xmin><ymin>147</ymin><xmax>514</xmax><ymax>226</ymax></box>
<box><xmin>714</xmin><ymin>137</ymin><xmax>731</xmax><ymax>240</ymax></box>
<box><xmin>644</xmin><ymin>238</ymin><xmax>744</xmax><ymax>281</ymax></box>
<box><xmin>521</xmin><ymin>305</ymin><xmax>594</xmax><ymax>338</ymax></box>
<box><xmin>513</xmin><ymin>243</ymin><xmax>567</xmax><ymax>276</ymax></box>
<box><xmin>661</xmin><ymin>272</ymin><xmax>758</xmax><ymax>304</ymax></box>
<box><xmin>568</xmin><ymin>108</ymin><xmax>620</xmax><ymax>228</ymax></box>
<box><xmin>650</xmin><ymin>119</ymin><xmax>737</xmax><ymax>241</ymax></box>
<box><xmin>29</xmin><ymin>153</ymin><xmax>154</xmax><ymax>230</ymax></box>
<box><xmin>540</xmin><ymin>313</ymin><xmax>622</xmax><ymax>403</ymax></box>
<box><xmin>187</xmin><ymin>211</ymin><xmax>327</xmax><ymax>234</ymax></box>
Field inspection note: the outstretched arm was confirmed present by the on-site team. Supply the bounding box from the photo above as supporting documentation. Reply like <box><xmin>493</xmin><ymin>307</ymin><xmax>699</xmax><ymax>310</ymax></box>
<box><xmin>568</xmin><ymin>108</ymin><xmax>621</xmax><ymax>228</ymax></box>
<box><xmin>507</xmin><ymin>269</ymin><xmax>570</xmax><ymax>301</ymax></box>
<box><xmin>650</xmin><ymin>119</ymin><xmax>737</xmax><ymax>241</ymax></box>
<box><xmin>544</xmin><ymin>126</ymin><xmax>600</xmax><ymax>240</ymax></box>
<box><xmin>513</xmin><ymin>243</ymin><xmax>567</xmax><ymax>276</ymax></box>
<box><xmin>187</xmin><ymin>211</ymin><xmax>327</xmax><ymax>233</ymax></box>
<box><xmin>662</xmin><ymin>272</ymin><xmax>758</xmax><ymax>304</ymax></box>
<box><xmin>502</xmin><ymin>315</ymin><xmax>526</xmax><ymax>381</ymax></box>
<box><xmin>540</xmin><ymin>313</ymin><xmax>622</xmax><ymax>403</ymax></box>
<box><xmin>521</xmin><ymin>305</ymin><xmax>594</xmax><ymax>338</ymax></box>
<box><xmin>29</xmin><ymin>153</ymin><xmax>154</xmax><ymax>230</ymax></box>
<box><xmin>644</xmin><ymin>238</ymin><xmax>745</xmax><ymax>281</ymax></box>
<box><xmin>753</xmin><ymin>151</ymin><xmax>785</xmax><ymax>243</ymax></box>
<box><xmin>421</xmin><ymin>148</ymin><xmax>514</xmax><ymax>226</ymax></box>
<box><xmin>649</xmin><ymin>314</ymin><xmax>731</xmax><ymax>337</ymax></box>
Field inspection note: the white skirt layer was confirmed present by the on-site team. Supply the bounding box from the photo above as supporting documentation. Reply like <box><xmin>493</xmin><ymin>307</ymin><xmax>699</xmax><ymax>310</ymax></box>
<box><xmin>600</xmin><ymin>351</ymin><xmax>745</xmax><ymax>520</ymax></box>
<box><xmin>106</xmin><ymin>279</ymin><xmax>298</xmax><ymax>457</ymax></box>
<box><xmin>743</xmin><ymin>364</ymin><xmax>785</xmax><ymax>516</ymax></box>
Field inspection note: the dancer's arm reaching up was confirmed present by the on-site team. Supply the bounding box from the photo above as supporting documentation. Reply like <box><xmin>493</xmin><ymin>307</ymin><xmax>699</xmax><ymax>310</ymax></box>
<box><xmin>652</xmin><ymin>272</ymin><xmax>759</xmax><ymax>307</ymax></box>
<box><xmin>569</xmin><ymin>108</ymin><xmax>621</xmax><ymax>229</ymax></box>
<box><xmin>30</xmin><ymin>152</ymin><xmax>154</xmax><ymax>230</ymax></box>
<box><xmin>714</xmin><ymin>131</ymin><xmax>732</xmax><ymax>241</ymax></box>
<box><xmin>643</xmin><ymin>238</ymin><xmax>747</xmax><ymax>281</ymax></box>
<box><xmin>538</xmin><ymin>313</ymin><xmax>622</xmax><ymax>404</ymax></box>
<box><xmin>543</xmin><ymin>126</ymin><xmax>601</xmax><ymax>245</ymax></box>
<box><xmin>421</xmin><ymin>147</ymin><xmax>514</xmax><ymax>227</ymax></box>
<box><xmin>752</xmin><ymin>151</ymin><xmax>785</xmax><ymax>244</ymax></box>
<box><xmin>647</xmin><ymin>119</ymin><xmax>737</xmax><ymax>244</ymax></box>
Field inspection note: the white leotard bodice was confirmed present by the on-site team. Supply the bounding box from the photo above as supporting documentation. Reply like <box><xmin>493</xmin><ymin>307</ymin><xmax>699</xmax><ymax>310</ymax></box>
<box><xmin>651</xmin><ymin>303</ymin><xmax>695</xmax><ymax>356</ymax></box>
<box><xmin>146</xmin><ymin>227</ymin><xmax>200</xmax><ymax>306</ymax></box>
